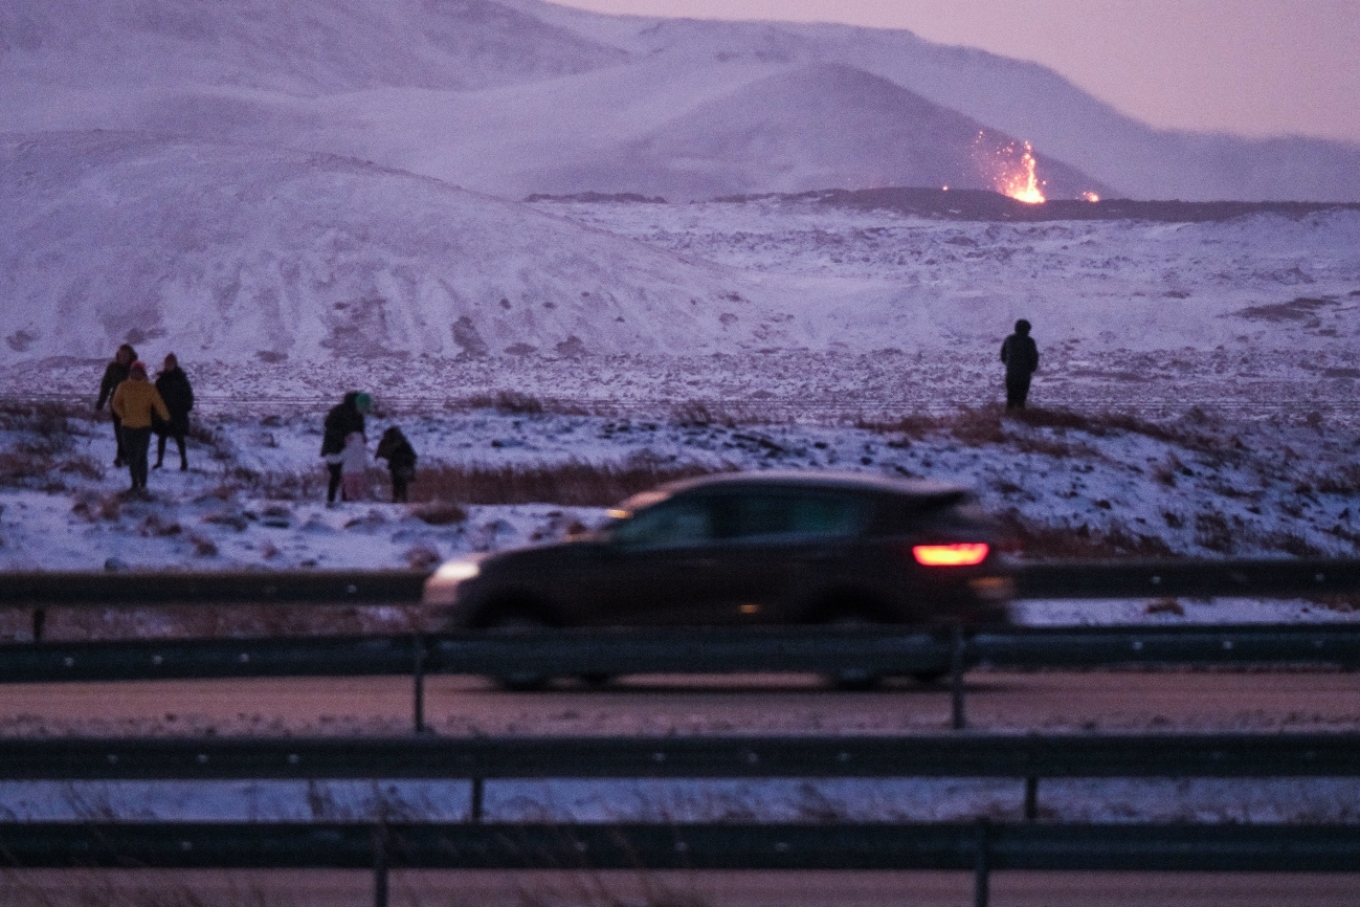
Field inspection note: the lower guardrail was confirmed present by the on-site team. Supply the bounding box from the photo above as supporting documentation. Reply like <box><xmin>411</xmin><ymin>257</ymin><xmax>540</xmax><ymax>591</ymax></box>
<box><xmin>4</xmin><ymin>821</ymin><xmax>1358</xmax><ymax>906</ymax></box>
<box><xmin>4</xmin><ymin>731</ymin><xmax>1360</xmax><ymax>905</ymax></box>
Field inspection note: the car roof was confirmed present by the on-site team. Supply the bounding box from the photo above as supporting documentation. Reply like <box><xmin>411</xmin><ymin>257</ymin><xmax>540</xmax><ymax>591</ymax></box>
<box><xmin>643</xmin><ymin>470</ymin><xmax>971</xmax><ymax>502</ymax></box>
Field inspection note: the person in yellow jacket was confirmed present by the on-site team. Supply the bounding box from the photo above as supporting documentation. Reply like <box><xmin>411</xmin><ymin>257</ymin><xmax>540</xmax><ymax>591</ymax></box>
<box><xmin>110</xmin><ymin>361</ymin><xmax>170</xmax><ymax>492</ymax></box>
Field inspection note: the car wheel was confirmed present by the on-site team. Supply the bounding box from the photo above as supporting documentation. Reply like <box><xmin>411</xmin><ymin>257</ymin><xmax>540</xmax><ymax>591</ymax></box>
<box><xmin>481</xmin><ymin>609</ymin><xmax>553</xmax><ymax>692</ymax></box>
<box><xmin>823</xmin><ymin>609</ymin><xmax>884</xmax><ymax>692</ymax></box>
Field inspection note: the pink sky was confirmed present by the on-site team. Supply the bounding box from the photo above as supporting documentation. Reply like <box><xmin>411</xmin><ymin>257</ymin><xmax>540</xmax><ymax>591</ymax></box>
<box><xmin>552</xmin><ymin>0</ymin><xmax>1360</xmax><ymax>146</ymax></box>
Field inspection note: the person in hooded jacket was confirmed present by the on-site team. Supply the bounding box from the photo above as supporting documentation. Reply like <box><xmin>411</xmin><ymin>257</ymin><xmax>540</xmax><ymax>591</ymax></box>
<box><xmin>321</xmin><ymin>391</ymin><xmax>370</xmax><ymax>504</ymax></box>
<box><xmin>375</xmin><ymin>425</ymin><xmax>417</xmax><ymax>503</ymax></box>
<box><xmin>1000</xmin><ymin>319</ymin><xmax>1040</xmax><ymax>409</ymax></box>
<box><xmin>110</xmin><ymin>361</ymin><xmax>170</xmax><ymax>492</ymax></box>
<box><xmin>153</xmin><ymin>353</ymin><xmax>194</xmax><ymax>471</ymax></box>
<box><xmin>95</xmin><ymin>343</ymin><xmax>137</xmax><ymax>467</ymax></box>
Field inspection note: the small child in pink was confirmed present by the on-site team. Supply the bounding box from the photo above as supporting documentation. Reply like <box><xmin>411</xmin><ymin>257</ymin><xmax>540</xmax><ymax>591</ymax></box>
<box><xmin>339</xmin><ymin>431</ymin><xmax>368</xmax><ymax>501</ymax></box>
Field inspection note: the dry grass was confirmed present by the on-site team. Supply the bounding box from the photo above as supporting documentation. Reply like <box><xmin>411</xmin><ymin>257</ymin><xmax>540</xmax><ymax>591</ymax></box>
<box><xmin>863</xmin><ymin>403</ymin><xmax>1198</xmax><ymax>450</ymax></box>
<box><xmin>405</xmin><ymin>459</ymin><xmax>722</xmax><ymax>507</ymax></box>
<box><xmin>1001</xmin><ymin>513</ymin><xmax>1178</xmax><ymax>559</ymax></box>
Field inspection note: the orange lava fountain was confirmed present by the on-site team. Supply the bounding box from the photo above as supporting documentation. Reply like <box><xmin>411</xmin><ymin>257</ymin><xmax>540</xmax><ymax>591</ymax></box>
<box><xmin>975</xmin><ymin>133</ymin><xmax>1047</xmax><ymax>204</ymax></box>
<box><xmin>1000</xmin><ymin>141</ymin><xmax>1045</xmax><ymax>204</ymax></box>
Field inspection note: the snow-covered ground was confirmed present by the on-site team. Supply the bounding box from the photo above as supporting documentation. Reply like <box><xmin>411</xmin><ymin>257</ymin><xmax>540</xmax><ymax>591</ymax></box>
<box><xmin>2</xmin><ymin>389</ymin><xmax>1357</xmax><ymax>634</ymax></box>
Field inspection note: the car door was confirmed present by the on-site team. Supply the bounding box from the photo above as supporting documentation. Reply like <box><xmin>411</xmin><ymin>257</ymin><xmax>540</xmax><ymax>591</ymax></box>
<box><xmin>710</xmin><ymin>490</ymin><xmax>870</xmax><ymax>624</ymax></box>
<box><xmin>577</xmin><ymin>494</ymin><xmax>727</xmax><ymax>626</ymax></box>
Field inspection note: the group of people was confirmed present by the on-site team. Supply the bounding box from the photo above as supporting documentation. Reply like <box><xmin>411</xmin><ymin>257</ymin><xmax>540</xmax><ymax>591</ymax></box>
<box><xmin>96</xmin><ymin>320</ymin><xmax>1032</xmax><ymax>501</ymax></box>
<box><xmin>321</xmin><ymin>391</ymin><xmax>418</xmax><ymax>505</ymax></box>
<box><xmin>95</xmin><ymin>346</ymin><xmax>417</xmax><ymax>503</ymax></box>
<box><xmin>95</xmin><ymin>344</ymin><xmax>194</xmax><ymax>492</ymax></box>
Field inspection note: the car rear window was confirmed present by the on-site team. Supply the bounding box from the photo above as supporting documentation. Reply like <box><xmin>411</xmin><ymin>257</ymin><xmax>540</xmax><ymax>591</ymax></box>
<box><xmin>873</xmin><ymin>491</ymin><xmax>979</xmax><ymax>534</ymax></box>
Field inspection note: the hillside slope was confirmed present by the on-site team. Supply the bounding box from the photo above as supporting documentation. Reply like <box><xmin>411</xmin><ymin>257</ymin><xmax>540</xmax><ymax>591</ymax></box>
<box><xmin>0</xmin><ymin>132</ymin><xmax>776</xmax><ymax>364</ymax></box>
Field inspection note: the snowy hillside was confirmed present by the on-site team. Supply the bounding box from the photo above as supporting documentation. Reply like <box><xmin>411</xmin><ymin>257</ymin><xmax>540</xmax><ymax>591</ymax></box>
<box><xmin>0</xmin><ymin>132</ymin><xmax>788</xmax><ymax>364</ymax></box>
<box><xmin>4</xmin><ymin>0</ymin><xmax>1358</xmax><ymax>201</ymax></box>
<box><xmin>0</xmin><ymin>0</ymin><xmax>626</xmax><ymax>92</ymax></box>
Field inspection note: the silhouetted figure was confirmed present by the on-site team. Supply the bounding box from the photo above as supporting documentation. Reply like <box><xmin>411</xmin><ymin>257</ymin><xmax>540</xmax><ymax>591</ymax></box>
<box><xmin>95</xmin><ymin>343</ymin><xmax>137</xmax><ymax>466</ymax></box>
<box><xmin>1000</xmin><ymin>319</ymin><xmax>1039</xmax><ymax>409</ymax></box>
<box><xmin>375</xmin><ymin>426</ymin><xmax>417</xmax><ymax>503</ymax></box>
<box><xmin>153</xmin><ymin>353</ymin><xmax>194</xmax><ymax>471</ymax></box>
<box><xmin>321</xmin><ymin>391</ymin><xmax>370</xmax><ymax>504</ymax></box>
<box><xmin>110</xmin><ymin>361</ymin><xmax>169</xmax><ymax>492</ymax></box>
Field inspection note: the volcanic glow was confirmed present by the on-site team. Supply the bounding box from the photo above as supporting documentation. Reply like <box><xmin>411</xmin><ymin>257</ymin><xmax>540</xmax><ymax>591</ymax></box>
<box><xmin>975</xmin><ymin>133</ymin><xmax>1047</xmax><ymax>204</ymax></box>
<box><xmin>1083</xmin><ymin>191</ymin><xmax>1101</xmax><ymax>203</ymax></box>
<box><xmin>1000</xmin><ymin>141</ymin><xmax>1045</xmax><ymax>204</ymax></box>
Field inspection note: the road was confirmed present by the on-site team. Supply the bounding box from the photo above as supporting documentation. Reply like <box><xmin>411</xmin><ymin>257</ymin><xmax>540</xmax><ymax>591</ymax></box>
<box><xmin>2</xmin><ymin>669</ymin><xmax>1356</xmax><ymax>736</ymax></box>
<box><xmin>4</xmin><ymin>670</ymin><xmax>1358</xmax><ymax>906</ymax></box>
<box><xmin>4</xmin><ymin>868</ymin><xmax>1360</xmax><ymax>907</ymax></box>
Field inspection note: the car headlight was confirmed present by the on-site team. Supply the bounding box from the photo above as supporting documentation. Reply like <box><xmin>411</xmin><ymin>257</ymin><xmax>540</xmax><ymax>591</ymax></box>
<box><xmin>423</xmin><ymin>557</ymin><xmax>481</xmax><ymax>606</ymax></box>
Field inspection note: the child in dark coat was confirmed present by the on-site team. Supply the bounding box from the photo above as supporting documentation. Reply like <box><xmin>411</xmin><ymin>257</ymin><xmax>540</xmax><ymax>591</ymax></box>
<box><xmin>375</xmin><ymin>426</ymin><xmax>417</xmax><ymax>503</ymax></box>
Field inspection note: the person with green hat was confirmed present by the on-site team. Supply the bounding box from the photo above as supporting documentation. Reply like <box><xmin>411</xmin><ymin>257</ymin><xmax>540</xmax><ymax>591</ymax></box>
<box><xmin>321</xmin><ymin>391</ymin><xmax>370</xmax><ymax>504</ymax></box>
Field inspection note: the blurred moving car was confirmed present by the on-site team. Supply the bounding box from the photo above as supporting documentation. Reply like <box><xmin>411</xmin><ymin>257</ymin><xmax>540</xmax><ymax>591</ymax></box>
<box><xmin>424</xmin><ymin>471</ymin><xmax>1014</xmax><ymax>687</ymax></box>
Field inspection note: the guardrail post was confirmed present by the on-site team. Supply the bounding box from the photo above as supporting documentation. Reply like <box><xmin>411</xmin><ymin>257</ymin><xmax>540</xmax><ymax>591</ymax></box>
<box><xmin>1024</xmin><ymin>777</ymin><xmax>1039</xmax><ymax>822</ymax></box>
<box><xmin>373</xmin><ymin>823</ymin><xmax>389</xmax><ymax>907</ymax></box>
<box><xmin>973</xmin><ymin>817</ymin><xmax>990</xmax><ymax>907</ymax></box>
<box><xmin>31</xmin><ymin>607</ymin><xmax>45</xmax><ymax>643</ymax></box>
<box><xmin>470</xmin><ymin>777</ymin><xmax>485</xmax><ymax>824</ymax></box>
<box><xmin>412</xmin><ymin>633</ymin><xmax>427</xmax><ymax>735</ymax></box>
<box><xmin>950</xmin><ymin>623</ymin><xmax>967</xmax><ymax>731</ymax></box>
<box><xmin>973</xmin><ymin>821</ymin><xmax>995</xmax><ymax>907</ymax></box>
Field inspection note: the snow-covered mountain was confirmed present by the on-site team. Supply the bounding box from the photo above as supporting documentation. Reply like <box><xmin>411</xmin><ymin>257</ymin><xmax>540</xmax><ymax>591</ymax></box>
<box><xmin>523</xmin><ymin>63</ymin><xmax>1108</xmax><ymax>200</ymax></box>
<box><xmin>5</xmin><ymin>0</ymin><xmax>1357</xmax><ymax>202</ymax></box>
<box><xmin>3</xmin><ymin>0</ymin><xmax>1359</xmax><ymax>382</ymax></box>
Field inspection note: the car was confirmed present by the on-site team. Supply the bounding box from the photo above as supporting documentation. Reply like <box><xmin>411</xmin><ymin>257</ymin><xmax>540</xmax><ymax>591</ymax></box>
<box><xmin>423</xmin><ymin>471</ymin><xmax>1014</xmax><ymax>688</ymax></box>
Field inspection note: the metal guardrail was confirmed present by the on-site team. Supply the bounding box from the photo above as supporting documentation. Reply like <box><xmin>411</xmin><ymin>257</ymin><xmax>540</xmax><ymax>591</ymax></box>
<box><xmin>5</xmin><ymin>821</ymin><xmax>1359</xmax><ymax>873</ymax></box>
<box><xmin>3</xmin><ymin>624</ymin><xmax>1358</xmax><ymax>686</ymax></box>
<box><xmin>4</xmin><ymin>820</ymin><xmax>1358</xmax><ymax>907</ymax></box>
<box><xmin>0</xmin><ymin>569</ymin><xmax>427</xmax><ymax>605</ymax></box>
<box><xmin>3</xmin><ymin>623</ymin><xmax>1357</xmax><ymax>733</ymax></box>
<box><xmin>1</xmin><ymin>558</ymin><xmax>1358</xmax><ymax>606</ymax></box>
<box><xmin>2</xmin><ymin>733</ymin><xmax>1357</xmax><ymax>781</ymax></box>
<box><xmin>1013</xmin><ymin>557</ymin><xmax>1360</xmax><ymax>599</ymax></box>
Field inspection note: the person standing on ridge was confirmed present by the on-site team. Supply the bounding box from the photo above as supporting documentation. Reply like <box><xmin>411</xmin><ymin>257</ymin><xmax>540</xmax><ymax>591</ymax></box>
<box><xmin>1000</xmin><ymin>319</ymin><xmax>1040</xmax><ymax>410</ymax></box>
<box><xmin>110</xmin><ymin>361</ymin><xmax>170</xmax><ymax>493</ymax></box>
<box><xmin>321</xmin><ymin>391</ymin><xmax>370</xmax><ymax>504</ymax></box>
<box><xmin>153</xmin><ymin>353</ymin><xmax>194</xmax><ymax>471</ymax></box>
<box><xmin>95</xmin><ymin>343</ymin><xmax>137</xmax><ymax>467</ymax></box>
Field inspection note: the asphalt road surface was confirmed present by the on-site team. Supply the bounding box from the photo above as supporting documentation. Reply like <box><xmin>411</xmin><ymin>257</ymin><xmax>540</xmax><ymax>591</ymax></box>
<box><xmin>4</xmin><ymin>868</ymin><xmax>1359</xmax><ymax>907</ymax></box>
<box><xmin>2</xmin><ymin>669</ymin><xmax>1357</xmax><ymax>736</ymax></box>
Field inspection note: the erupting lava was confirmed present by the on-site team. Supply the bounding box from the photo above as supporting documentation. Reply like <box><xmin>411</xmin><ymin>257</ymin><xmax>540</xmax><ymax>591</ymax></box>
<box><xmin>999</xmin><ymin>141</ymin><xmax>1045</xmax><ymax>204</ymax></box>
<box><xmin>976</xmin><ymin>133</ymin><xmax>1046</xmax><ymax>204</ymax></box>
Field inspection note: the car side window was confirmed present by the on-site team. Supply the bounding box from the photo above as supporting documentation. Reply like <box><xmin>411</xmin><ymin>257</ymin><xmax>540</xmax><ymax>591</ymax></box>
<box><xmin>725</xmin><ymin>492</ymin><xmax>867</xmax><ymax>541</ymax></box>
<box><xmin>610</xmin><ymin>499</ymin><xmax>715</xmax><ymax>549</ymax></box>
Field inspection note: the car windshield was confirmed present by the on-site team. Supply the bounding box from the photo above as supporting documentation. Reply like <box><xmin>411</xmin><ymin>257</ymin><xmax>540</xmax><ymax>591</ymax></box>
<box><xmin>609</xmin><ymin>498</ymin><xmax>715</xmax><ymax>548</ymax></box>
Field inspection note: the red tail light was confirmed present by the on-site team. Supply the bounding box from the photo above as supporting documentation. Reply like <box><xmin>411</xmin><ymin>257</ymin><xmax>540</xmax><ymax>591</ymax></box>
<box><xmin>912</xmin><ymin>543</ymin><xmax>990</xmax><ymax>567</ymax></box>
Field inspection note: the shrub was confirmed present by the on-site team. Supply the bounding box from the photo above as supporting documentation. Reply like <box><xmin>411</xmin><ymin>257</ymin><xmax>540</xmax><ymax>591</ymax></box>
<box><xmin>413</xmin><ymin>501</ymin><xmax>468</xmax><ymax>525</ymax></box>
